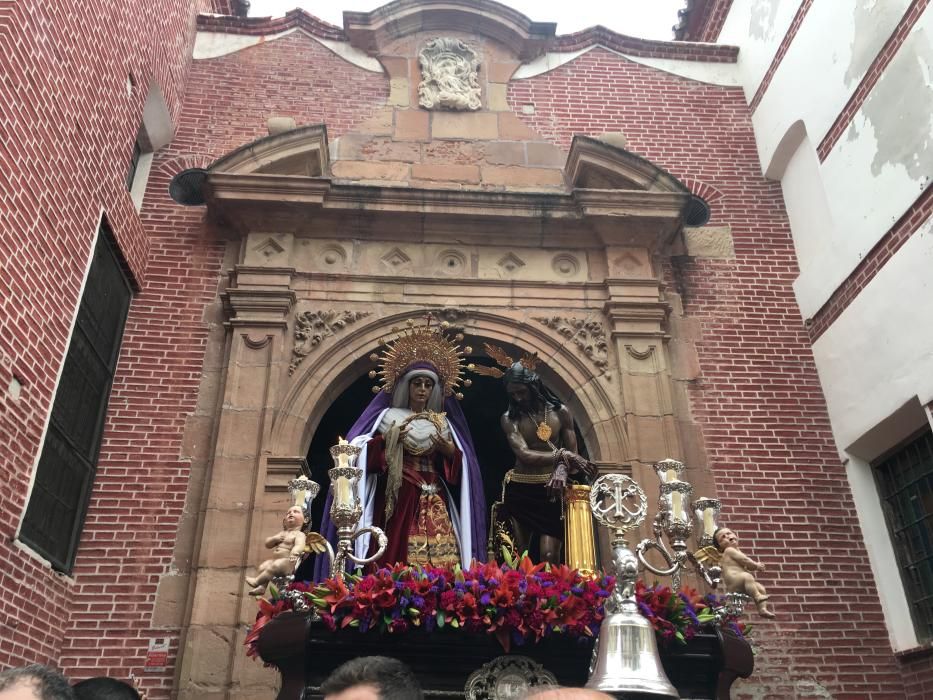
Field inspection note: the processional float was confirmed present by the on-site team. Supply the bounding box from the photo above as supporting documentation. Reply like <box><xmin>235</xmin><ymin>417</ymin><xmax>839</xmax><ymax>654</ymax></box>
<box><xmin>249</xmin><ymin>447</ymin><xmax>758</xmax><ymax>699</ymax></box>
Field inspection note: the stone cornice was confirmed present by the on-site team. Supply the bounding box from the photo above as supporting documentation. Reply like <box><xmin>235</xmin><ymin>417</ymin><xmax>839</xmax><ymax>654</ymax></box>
<box><xmin>221</xmin><ymin>288</ymin><xmax>297</xmax><ymax>328</ymax></box>
<box><xmin>205</xmin><ymin>173</ymin><xmax>687</xmax><ymax>251</ymax></box>
<box><xmin>343</xmin><ymin>0</ymin><xmax>556</xmax><ymax>61</ymax></box>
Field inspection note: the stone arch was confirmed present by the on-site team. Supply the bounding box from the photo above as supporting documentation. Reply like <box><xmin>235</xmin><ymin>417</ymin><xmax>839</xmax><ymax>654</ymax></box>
<box><xmin>270</xmin><ymin>309</ymin><xmax>629</xmax><ymax>464</ymax></box>
<box><xmin>763</xmin><ymin>118</ymin><xmax>807</xmax><ymax>180</ymax></box>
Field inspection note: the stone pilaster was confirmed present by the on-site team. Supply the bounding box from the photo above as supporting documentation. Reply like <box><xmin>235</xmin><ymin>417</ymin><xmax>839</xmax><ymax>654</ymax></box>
<box><xmin>178</xmin><ymin>267</ymin><xmax>296</xmax><ymax>699</ymax></box>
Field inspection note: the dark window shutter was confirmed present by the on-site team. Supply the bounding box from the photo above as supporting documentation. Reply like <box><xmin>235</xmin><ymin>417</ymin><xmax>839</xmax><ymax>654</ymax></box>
<box><xmin>20</xmin><ymin>223</ymin><xmax>132</xmax><ymax>572</ymax></box>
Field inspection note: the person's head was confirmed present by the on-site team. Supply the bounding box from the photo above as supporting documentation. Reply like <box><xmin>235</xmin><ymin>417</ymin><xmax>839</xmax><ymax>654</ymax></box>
<box><xmin>0</xmin><ymin>665</ymin><xmax>75</xmax><ymax>700</ymax></box>
<box><xmin>72</xmin><ymin>677</ymin><xmax>140</xmax><ymax>700</ymax></box>
<box><xmin>714</xmin><ymin>527</ymin><xmax>738</xmax><ymax>551</ymax></box>
<box><xmin>320</xmin><ymin>656</ymin><xmax>422</xmax><ymax>700</ymax></box>
<box><xmin>392</xmin><ymin>367</ymin><xmax>443</xmax><ymax>413</ymax></box>
<box><xmin>502</xmin><ymin>362</ymin><xmax>562</xmax><ymax>418</ymax></box>
<box><xmin>522</xmin><ymin>688</ymin><xmax>615</xmax><ymax>700</ymax></box>
<box><xmin>283</xmin><ymin>505</ymin><xmax>305</xmax><ymax>530</ymax></box>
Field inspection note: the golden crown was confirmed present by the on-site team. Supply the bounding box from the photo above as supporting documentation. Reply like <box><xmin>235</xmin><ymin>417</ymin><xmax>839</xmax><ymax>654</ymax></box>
<box><xmin>368</xmin><ymin>315</ymin><xmax>474</xmax><ymax>399</ymax></box>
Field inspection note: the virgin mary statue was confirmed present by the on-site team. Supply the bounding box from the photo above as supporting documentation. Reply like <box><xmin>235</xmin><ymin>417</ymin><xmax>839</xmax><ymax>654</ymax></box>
<box><xmin>314</xmin><ymin>318</ymin><xmax>486</xmax><ymax>576</ymax></box>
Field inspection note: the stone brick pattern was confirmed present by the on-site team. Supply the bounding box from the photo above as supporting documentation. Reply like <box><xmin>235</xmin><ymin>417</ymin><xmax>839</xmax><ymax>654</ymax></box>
<box><xmin>511</xmin><ymin>48</ymin><xmax>905</xmax><ymax>697</ymax></box>
<box><xmin>0</xmin><ymin>0</ymin><xmax>203</xmax><ymax>679</ymax></box>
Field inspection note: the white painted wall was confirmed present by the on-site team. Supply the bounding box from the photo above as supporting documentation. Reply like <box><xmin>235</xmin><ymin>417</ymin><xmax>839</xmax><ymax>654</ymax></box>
<box><xmin>778</xmin><ymin>130</ymin><xmax>838</xmax><ymax>312</ymax></box>
<box><xmin>749</xmin><ymin>3</ymin><xmax>932</xmax><ymax>317</ymax></box>
<box><xmin>753</xmin><ymin>0</ymin><xmax>912</xmax><ymax>172</ymax></box>
<box><xmin>717</xmin><ymin>0</ymin><xmax>799</xmax><ymax>102</ymax></box>
<box><xmin>811</xmin><ymin>221</ymin><xmax>933</xmax><ymax>454</ymax></box>
<box><xmin>810</xmin><ymin>222</ymin><xmax>933</xmax><ymax>649</ymax></box>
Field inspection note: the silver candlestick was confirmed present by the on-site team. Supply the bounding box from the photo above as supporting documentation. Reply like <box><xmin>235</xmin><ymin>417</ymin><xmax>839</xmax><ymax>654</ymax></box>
<box><xmin>327</xmin><ymin>441</ymin><xmax>387</xmax><ymax>581</ymax></box>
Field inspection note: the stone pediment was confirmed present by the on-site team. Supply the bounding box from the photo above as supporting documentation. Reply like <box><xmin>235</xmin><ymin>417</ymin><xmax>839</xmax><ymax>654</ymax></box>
<box><xmin>199</xmin><ymin>128</ymin><xmax>691</xmax><ymax>251</ymax></box>
<box><xmin>343</xmin><ymin>0</ymin><xmax>556</xmax><ymax>61</ymax></box>
<box><xmin>565</xmin><ymin>136</ymin><xmax>690</xmax><ymax>193</ymax></box>
<box><xmin>209</xmin><ymin>124</ymin><xmax>329</xmax><ymax>177</ymax></box>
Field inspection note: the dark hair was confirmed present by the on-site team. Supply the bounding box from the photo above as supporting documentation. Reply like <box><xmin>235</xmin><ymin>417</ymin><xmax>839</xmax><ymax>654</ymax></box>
<box><xmin>320</xmin><ymin>656</ymin><xmax>423</xmax><ymax>700</ymax></box>
<box><xmin>502</xmin><ymin>363</ymin><xmax>563</xmax><ymax>420</ymax></box>
<box><xmin>0</xmin><ymin>665</ymin><xmax>76</xmax><ymax>700</ymax></box>
<box><xmin>73</xmin><ymin>677</ymin><xmax>141</xmax><ymax>700</ymax></box>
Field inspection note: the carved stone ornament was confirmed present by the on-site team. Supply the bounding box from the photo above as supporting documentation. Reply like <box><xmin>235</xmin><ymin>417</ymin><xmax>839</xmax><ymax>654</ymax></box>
<box><xmin>533</xmin><ymin>315</ymin><xmax>609</xmax><ymax>371</ymax></box>
<box><xmin>418</xmin><ymin>38</ymin><xmax>481</xmax><ymax>111</ymax></box>
<box><xmin>289</xmin><ymin>309</ymin><xmax>371</xmax><ymax>375</ymax></box>
<box><xmin>464</xmin><ymin>656</ymin><xmax>557</xmax><ymax>700</ymax></box>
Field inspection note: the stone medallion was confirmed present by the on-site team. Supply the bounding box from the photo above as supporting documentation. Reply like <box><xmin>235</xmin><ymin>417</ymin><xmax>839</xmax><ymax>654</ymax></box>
<box><xmin>418</xmin><ymin>37</ymin><xmax>481</xmax><ymax>111</ymax></box>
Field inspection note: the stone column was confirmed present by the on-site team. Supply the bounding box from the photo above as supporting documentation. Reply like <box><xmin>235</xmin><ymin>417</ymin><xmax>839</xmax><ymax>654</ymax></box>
<box><xmin>177</xmin><ymin>266</ymin><xmax>296</xmax><ymax>699</ymax></box>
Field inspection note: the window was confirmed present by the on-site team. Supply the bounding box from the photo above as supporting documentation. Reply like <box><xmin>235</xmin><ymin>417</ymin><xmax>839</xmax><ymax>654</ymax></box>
<box><xmin>874</xmin><ymin>429</ymin><xmax>933</xmax><ymax>643</ymax></box>
<box><xmin>19</xmin><ymin>222</ymin><xmax>132</xmax><ymax>572</ymax></box>
<box><xmin>125</xmin><ymin>137</ymin><xmax>143</xmax><ymax>192</ymax></box>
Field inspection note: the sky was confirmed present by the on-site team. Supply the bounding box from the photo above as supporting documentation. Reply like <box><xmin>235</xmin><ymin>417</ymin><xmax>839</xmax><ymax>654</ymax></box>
<box><xmin>247</xmin><ymin>0</ymin><xmax>688</xmax><ymax>41</ymax></box>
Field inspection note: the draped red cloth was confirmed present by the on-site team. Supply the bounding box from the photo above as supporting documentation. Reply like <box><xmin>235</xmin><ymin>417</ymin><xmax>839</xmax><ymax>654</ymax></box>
<box><xmin>365</xmin><ymin>434</ymin><xmax>463</xmax><ymax>568</ymax></box>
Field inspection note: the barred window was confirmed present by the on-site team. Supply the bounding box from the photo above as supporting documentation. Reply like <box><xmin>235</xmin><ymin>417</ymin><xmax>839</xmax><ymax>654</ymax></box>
<box><xmin>874</xmin><ymin>429</ymin><xmax>933</xmax><ymax>643</ymax></box>
<box><xmin>19</xmin><ymin>222</ymin><xmax>132</xmax><ymax>572</ymax></box>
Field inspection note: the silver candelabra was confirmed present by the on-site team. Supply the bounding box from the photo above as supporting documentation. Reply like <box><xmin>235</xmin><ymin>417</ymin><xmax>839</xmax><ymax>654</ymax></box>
<box><xmin>635</xmin><ymin>459</ymin><xmax>722</xmax><ymax>591</ymax></box>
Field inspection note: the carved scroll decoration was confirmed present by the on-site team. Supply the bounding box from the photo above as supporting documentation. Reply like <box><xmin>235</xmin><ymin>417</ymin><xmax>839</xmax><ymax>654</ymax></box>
<box><xmin>533</xmin><ymin>315</ymin><xmax>609</xmax><ymax>371</ymax></box>
<box><xmin>418</xmin><ymin>38</ymin><xmax>481</xmax><ymax>111</ymax></box>
<box><xmin>289</xmin><ymin>310</ymin><xmax>371</xmax><ymax>375</ymax></box>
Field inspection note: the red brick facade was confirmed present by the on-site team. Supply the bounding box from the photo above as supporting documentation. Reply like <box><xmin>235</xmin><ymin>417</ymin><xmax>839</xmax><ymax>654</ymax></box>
<box><xmin>0</xmin><ymin>0</ymin><xmax>202</xmax><ymax>675</ymax></box>
<box><xmin>0</xmin><ymin>3</ymin><xmax>926</xmax><ymax>698</ymax></box>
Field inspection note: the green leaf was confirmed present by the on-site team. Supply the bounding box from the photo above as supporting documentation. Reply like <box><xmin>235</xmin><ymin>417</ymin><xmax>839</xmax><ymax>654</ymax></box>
<box><xmin>437</xmin><ymin>610</ymin><xmax>446</xmax><ymax>628</ymax></box>
<box><xmin>450</xmin><ymin>618</ymin><xmax>460</xmax><ymax>628</ymax></box>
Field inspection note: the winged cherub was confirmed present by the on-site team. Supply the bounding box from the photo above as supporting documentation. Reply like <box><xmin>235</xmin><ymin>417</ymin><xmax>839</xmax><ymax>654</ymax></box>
<box><xmin>697</xmin><ymin>526</ymin><xmax>775</xmax><ymax>619</ymax></box>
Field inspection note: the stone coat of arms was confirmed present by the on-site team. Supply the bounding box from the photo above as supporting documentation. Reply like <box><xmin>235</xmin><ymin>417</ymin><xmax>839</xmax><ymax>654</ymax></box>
<box><xmin>418</xmin><ymin>37</ymin><xmax>481</xmax><ymax>111</ymax></box>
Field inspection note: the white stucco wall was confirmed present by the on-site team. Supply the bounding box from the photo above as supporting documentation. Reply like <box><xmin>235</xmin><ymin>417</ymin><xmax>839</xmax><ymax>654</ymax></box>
<box><xmin>716</xmin><ymin>0</ymin><xmax>933</xmax><ymax>653</ymax></box>
<box><xmin>752</xmin><ymin>0</ymin><xmax>913</xmax><ymax>170</ymax></box>
<box><xmin>717</xmin><ymin>0</ymin><xmax>799</xmax><ymax>102</ymax></box>
<box><xmin>811</xmin><ymin>220</ymin><xmax>933</xmax><ymax>454</ymax></box>
<box><xmin>810</xmin><ymin>218</ymin><xmax>933</xmax><ymax>650</ymax></box>
<box><xmin>754</xmin><ymin>3</ymin><xmax>932</xmax><ymax>318</ymax></box>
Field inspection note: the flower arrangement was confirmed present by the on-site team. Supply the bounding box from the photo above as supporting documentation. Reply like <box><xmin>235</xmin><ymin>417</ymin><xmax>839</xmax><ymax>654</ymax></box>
<box><xmin>246</xmin><ymin>555</ymin><xmax>748</xmax><ymax>659</ymax></box>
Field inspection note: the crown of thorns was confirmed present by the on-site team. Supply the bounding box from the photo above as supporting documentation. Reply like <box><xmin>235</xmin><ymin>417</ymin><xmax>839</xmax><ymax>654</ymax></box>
<box><xmin>472</xmin><ymin>343</ymin><xmax>540</xmax><ymax>379</ymax></box>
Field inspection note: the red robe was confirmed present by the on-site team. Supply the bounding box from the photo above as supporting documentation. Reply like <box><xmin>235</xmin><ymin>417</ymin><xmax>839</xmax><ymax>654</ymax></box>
<box><xmin>365</xmin><ymin>433</ymin><xmax>463</xmax><ymax>568</ymax></box>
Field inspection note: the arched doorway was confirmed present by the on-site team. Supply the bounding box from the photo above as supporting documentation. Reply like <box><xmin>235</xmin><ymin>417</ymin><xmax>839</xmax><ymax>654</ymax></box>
<box><xmin>303</xmin><ymin>337</ymin><xmax>592</xmax><ymax>542</ymax></box>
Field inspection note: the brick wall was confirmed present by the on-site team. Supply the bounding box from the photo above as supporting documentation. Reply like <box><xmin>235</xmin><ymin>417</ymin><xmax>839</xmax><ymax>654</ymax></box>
<box><xmin>53</xmin><ymin>29</ymin><xmax>389</xmax><ymax>697</ymax></box>
<box><xmin>0</xmin><ymin>0</ymin><xmax>201</xmax><ymax>678</ymax></box>
<box><xmin>511</xmin><ymin>49</ymin><xmax>904</xmax><ymax>697</ymax></box>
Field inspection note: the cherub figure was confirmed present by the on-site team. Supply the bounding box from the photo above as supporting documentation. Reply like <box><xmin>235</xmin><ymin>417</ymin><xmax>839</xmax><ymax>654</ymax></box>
<box><xmin>707</xmin><ymin>527</ymin><xmax>775</xmax><ymax>619</ymax></box>
<box><xmin>245</xmin><ymin>506</ymin><xmax>308</xmax><ymax>597</ymax></box>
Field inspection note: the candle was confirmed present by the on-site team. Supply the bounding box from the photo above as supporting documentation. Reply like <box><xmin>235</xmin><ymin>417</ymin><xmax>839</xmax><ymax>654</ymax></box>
<box><xmin>338</xmin><ymin>436</ymin><xmax>349</xmax><ymax>468</ymax></box>
<box><xmin>704</xmin><ymin>508</ymin><xmax>714</xmax><ymax>535</ymax></box>
<box><xmin>672</xmin><ymin>490</ymin><xmax>683</xmax><ymax>520</ymax></box>
<box><xmin>665</xmin><ymin>468</ymin><xmax>675</xmax><ymax>483</ymax></box>
<box><xmin>335</xmin><ymin>474</ymin><xmax>351</xmax><ymax>506</ymax></box>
